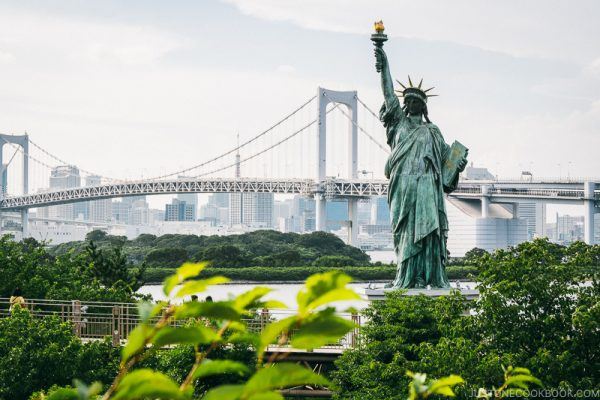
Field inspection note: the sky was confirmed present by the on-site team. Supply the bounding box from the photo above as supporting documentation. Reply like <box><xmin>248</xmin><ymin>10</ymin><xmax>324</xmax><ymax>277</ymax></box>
<box><xmin>0</xmin><ymin>0</ymin><xmax>599</xmax><ymax>214</ymax></box>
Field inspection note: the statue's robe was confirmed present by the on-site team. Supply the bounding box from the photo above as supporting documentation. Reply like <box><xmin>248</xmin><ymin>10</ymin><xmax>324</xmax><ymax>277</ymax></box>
<box><xmin>380</xmin><ymin>97</ymin><xmax>457</xmax><ymax>288</ymax></box>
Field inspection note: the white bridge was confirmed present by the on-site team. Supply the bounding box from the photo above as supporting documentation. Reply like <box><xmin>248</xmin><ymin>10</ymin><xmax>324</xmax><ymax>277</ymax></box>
<box><xmin>1</xmin><ymin>87</ymin><xmax>598</xmax><ymax>244</ymax></box>
<box><xmin>1</xmin><ymin>178</ymin><xmax>599</xmax><ymax>210</ymax></box>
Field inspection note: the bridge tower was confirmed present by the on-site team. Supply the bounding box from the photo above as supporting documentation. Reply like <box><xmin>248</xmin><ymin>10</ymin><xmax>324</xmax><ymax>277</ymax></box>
<box><xmin>583</xmin><ymin>181</ymin><xmax>597</xmax><ymax>245</ymax></box>
<box><xmin>316</xmin><ymin>88</ymin><xmax>358</xmax><ymax>245</ymax></box>
<box><xmin>0</xmin><ymin>133</ymin><xmax>29</xmax><ymax>238</ymax></box>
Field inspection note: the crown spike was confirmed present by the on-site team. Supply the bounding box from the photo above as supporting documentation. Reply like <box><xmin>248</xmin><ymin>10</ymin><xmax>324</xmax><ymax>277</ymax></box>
<box><xmin>418</xmin><ymin>78</ymin><xmax>423</xmax><ymax>89</ymax></box>
<box><xmin>395</xmin><ymin>79</ymin><xmax>406</xmax><ymax>89</ymax></box>
<box><xmin>426</xmin><ymin>94</ymin><xmax>439</xmax><ymax>97</ymax></box>
<box><xmin>408</xmin><ymin>75</ymin><xmax>414</xmax><ymax>87</ymax></box>
<box><xmin>423</xmin><ymin>86</ymin><xmax>435</xmax><ymax>93</ymax></box>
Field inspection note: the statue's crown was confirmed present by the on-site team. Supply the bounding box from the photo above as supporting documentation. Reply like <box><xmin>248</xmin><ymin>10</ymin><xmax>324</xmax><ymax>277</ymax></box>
<box><xmin>395</xmin><ymin>76</ymin><xmax>437</xmax><ymax>103</ymax></box>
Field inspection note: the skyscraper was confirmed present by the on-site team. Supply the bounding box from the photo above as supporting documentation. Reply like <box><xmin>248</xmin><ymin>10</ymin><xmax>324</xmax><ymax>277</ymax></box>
<box><xmin>41</xmin><ymin>165</ymin><xmax>81</xmax><ymax>220</ymax></box>
<box><xmin>165</xmin><ymin>199</ymin><xmax>196</xmax><ymax>221</ymax></box>
<box><xmin>86</xmin><ymin>175</ymin><xmax>112</xmax><ymax>222</ymax></box>
<box><xmin>229</xmin><ymin>192</ymin><xmax>274</xmax><ymax>228</ymax></box>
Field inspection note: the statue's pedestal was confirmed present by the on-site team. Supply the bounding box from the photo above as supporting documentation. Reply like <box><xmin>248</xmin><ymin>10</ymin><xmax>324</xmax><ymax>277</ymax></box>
<box><xmin>362</xmin><ymin>287</ymin><xmax>479</xmax><ymax>301</ymax></box>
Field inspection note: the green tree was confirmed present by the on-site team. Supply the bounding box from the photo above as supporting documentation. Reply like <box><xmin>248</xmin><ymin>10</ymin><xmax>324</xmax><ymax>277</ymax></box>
<box><xmin>313</xmin><ymin>255</ymin><xmax>357</xmax><ymax>268</ymax></box>
<box><xmin>85</xmin><ymin>242</ymin><xmax>145</xmax><ymax>291</ymax></box>
<box><xmin>194</xmin><ymin>245</ymin><xmax>251</xmax><ymax>268</ymax></box>
<box><xmin>334</xmin><ymin>238</ymin><xmax>600</xmax><ymax>398</ymax></box>
<box><xmin>145</xmin><ymin>247</ymin><xmax>189</xmax><ymax>268</ymax></box>
<box><xmin>463</xmin><ymin>247</ymin><xmax>488</xmax><ymax>265</ymax></box>
<box><xmin>0</xmin><ymin>309</ymin><xmax>87</xmax><ymax>399</ymax></box>
<box><xmin>86</xmin><ymin>230</ymin><xmax>108</xmax><ymax>243</ymax></box>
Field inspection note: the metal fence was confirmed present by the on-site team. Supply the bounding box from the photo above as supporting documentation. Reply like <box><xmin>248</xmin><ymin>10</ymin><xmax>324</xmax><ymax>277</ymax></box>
<box><xmin>0</xmin><ymin>298</ymin><xmax>361</xmax><ymax>351</ymax></box>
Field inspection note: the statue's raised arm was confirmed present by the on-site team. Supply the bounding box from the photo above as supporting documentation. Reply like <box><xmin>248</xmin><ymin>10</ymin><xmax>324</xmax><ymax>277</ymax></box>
<box><xmin>374</xmin><ymin>47</ymin><xmax>400</xmax><ymax>114</ymax></box>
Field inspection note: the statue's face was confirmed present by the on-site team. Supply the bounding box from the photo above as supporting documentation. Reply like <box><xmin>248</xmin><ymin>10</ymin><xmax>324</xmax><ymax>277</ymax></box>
<box><xmin>404</xmin><ymin>97</ymin><xmax>425</xmax><ymax>116</ymax></box>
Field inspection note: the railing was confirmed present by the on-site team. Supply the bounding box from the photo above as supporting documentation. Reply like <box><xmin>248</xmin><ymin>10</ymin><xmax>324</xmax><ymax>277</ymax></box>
<box><xmin>0</xmin><ymin>298</ymin><xmax>361</xmax><ymax>351</ymax></box>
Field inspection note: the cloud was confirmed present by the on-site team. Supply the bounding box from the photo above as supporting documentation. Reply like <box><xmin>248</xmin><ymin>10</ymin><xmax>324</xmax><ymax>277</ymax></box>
<box><xmin>221</xmin><ymin>0</ymin><xmax>600</xmax><ymax>62</ymax></box>
<box><xmin>277</xmin><ymin>64</ymin><xmax>296</xmax><ymax>73</ymax></box>
<box><xmin>0</xmin><ymin>6</ymin><xmax>187</xmax><ymax>67</ymax></box>
<box><xmin>0</xmin><ymin>50</ymin><xmax>16</xmax><ymax>64</ymax></box>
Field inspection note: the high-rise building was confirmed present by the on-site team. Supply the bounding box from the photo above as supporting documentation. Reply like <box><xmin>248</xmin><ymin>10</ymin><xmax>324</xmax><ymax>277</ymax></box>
<box><xmin>41</xmin><ymin>165</ymin><xmax>81</xmax><ymax>220</ymax></box>
<box><xmin>86</xmin><ymin>175</ymin><xmax>112</xmax><ymax>222</ymax></box>
<box><xmin>209</xmin><ymin>193</ymin><xmax>229</xmax><ymax>208</ymax></box>
<box><xmin>131</xmin><ymin>199</ymin><xmax>150</xmax><ymax>225</ymax></box>
<box><xmin>594</xmin><ymin>214</ymin><xmax>599</xmax><ymax>244</ymax></box>
<box><xmin>291</xmin><ymin>196</ymin><xmax>315</xmax><ymax>232</ymax></box>
<box><xmin>370</xmin><ymin>197</ymin><xmax>390</xmax><ymax>225</ymax></box>
<box><xmin>326</xmin><ymin>201</ymin><xmax>348</xmax><ymax>231</ymax></box>
<box><xmin>229</xmin><ymin>192</ymin><xmax>274</xmax><ymax>228</ymax></box>
<box><xmin>517</xmin><ymin>203</ymin><xmax>546</xmax><ymax>239</ymax></box>
<box><xmin>177</xmin><ymin>190</ymin><xmax>198</xmax><ymax>220</ymax></box>
<box><xmin>445</xmin><ymin>198</ymin><xmax>528</xmax><ymax>257</ymax></box>
<box><xmin>554</xmin><ymin>214</ymin><xmax>584</xmax><ymax>244</ymax></box>
<box><xmin>112</xmin><ymin>199</ymin><xmax>131</xmax><ymax>224</ymax></box>
<box><xmin>165</xmin><ymin>199</ymin><xmax>196</xmax><ymax>222</ymax></box>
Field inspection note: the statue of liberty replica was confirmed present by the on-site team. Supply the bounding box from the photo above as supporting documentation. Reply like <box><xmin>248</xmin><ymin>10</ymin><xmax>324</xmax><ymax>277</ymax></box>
<box><xmin>372</xmin><ymin>22</ymin><xmax>468</xmax><ymax>289</ymax></box>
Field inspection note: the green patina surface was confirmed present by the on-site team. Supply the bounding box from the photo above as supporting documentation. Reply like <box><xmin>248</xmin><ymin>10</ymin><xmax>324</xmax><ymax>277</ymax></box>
<box><xmin>373</xmin><ymin>31</ymin><xmax>468</xmax><ymax>288</ymax></box>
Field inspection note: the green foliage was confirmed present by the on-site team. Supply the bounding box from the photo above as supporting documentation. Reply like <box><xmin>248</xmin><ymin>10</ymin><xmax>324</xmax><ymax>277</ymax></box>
<box><xmin>313</xmin><ymin>255</ymin><xmax>357</xmax><ymax>268</ymax></box>
<box><xmin>0</xmin><ymin>235</ymin><xmax>139</xmax><ymax>303</ymax></box>
<box><xmin>145</xmin><ymin>247</ymin><xmax>190</xmax><ymax>268</ymax></box>
<box><xmin>85</xmin><ymin>242</ymin><xmax>145</xmax><ymax>291</ymax></box>
<box><xmin>333</xmin><ymin>238</ymin><xmax>599</xmax><ymax>399</ymax></box>
<box><xmin>463</xmin><ymin>247</ymin><xmax>489</xmax><ymax>266</ymax></box>
<box><xmin>142</xmin><ymin>265</ymin><xmax>477</xmax><ymax>283</ymax></box>
<box><xmin>0</xmin><ymin>309</ymin><xmax>119</xmax><ymax>399</ymax></box>
<box><xmin>50</xmin><ymin>230</ymin><xmax>371</xmax><ymax>270</ymax></box>
<box><xmin>57</xmin><ymin>265</ymin><xmax>358</xmax><ymax>400</ymax></box>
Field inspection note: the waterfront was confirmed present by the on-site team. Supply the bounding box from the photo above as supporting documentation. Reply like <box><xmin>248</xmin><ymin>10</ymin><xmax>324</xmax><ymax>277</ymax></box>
<box><xmin>138</xmin><ymin>281</ymin><xmax>477</xmax><ymax>309</ymax></box>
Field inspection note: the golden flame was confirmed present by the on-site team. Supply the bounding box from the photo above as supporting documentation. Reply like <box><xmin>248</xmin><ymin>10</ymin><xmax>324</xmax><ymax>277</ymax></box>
<box><xmin>374</xmin><ymin>20</ymin><xmax>385</xmax><ymax>34</ymax></box>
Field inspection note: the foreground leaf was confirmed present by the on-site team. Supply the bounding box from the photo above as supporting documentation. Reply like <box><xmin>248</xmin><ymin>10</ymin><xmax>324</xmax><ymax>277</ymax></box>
<box><xmin>248</xmin><ymin>392</ymin><xmax>284</xmax><ymax>400</ymax></box>
<box><xmin>121</xmin><ymin>324</ymin><xmax>152</xmax><ymax>363</ymax></box>
<box><xmin>193</xmin><ymin>359</ymin><xmax>251</xmax><ymax>380</ymax></box>
<box><xmin>242</xmin><ymin>363</ymin><xmax>329</xmax><ymax>397</ymax></box>
<box><xmin>175</xmin><ymin>301</ymin><xmax>241</xmax><ymax>321</ymax></box>
<box><xmin>257</xmin><ymin>316</ymin><xmax>298</xmax><ymax>358</ymax></box>
<box><xmin>175</xmin><ymin>276</ymin><xmax>230</xmax><ymax>298</ymax></box>
<box><xmin>427</xmin><ymin>374</ymin><xmax>465</xmax><ymax>397</ymax></box>
<box><xmin>291</xmin><ymin>308</ymin><xmax>355</xmax><ymax>350</ymax></box>
<box><xmin>163</xmin><ymin>262</ymin><xmax>209</xmax><ymax>296</ymax></box>
<box><xmin>202</xmin><ymin>384</ymin><xmax>244</xmax><ymax>400</ymax></box>
<box><xmin>113</xmin><ymin>369</ymin><xmax>186</xmax><ymax>400</ymax></box>
<box><xmin>152</xmin><ymin>326</ymin><xmax>219</xmax><ymax>347</ymax></box>
<box><xmin>234</xmin><ymin>287</ymin><xmax>272</xmax><ymax>310</ymax></box>
<box><xmin>296</xmin><ymin>271</ymin><xmax>354</xmax><ymax>313</ymax></box>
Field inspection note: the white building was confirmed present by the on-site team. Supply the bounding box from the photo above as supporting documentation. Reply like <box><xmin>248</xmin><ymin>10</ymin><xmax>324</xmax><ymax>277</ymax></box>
<box><xmin>229</xmin><ymin>192</ymin><xmax>274</xmax><ymax>228</ymax></box>
<box><xmin>446</xmin><ymin>198</ymin><xmax>528</xmax><ymax>257</ymax></box>
<box><xmin>86</xmin><ymin>175</ymin><xmax>112</xmax><ymax>222</ymax></box>
<box><xmin>517</xmin><ymin>202</ymin><xmax>546</xmax><ymax>239</ymax></box>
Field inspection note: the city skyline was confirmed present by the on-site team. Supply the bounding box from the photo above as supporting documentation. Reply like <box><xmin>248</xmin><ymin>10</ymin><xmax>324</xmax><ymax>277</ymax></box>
<box><xmin>0</xmin><ymin>1</ymin><xmax>598</xmax><ymax>199</ymax></box>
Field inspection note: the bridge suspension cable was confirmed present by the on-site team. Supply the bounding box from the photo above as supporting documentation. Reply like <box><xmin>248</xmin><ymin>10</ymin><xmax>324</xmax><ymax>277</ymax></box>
<box><xmin>27</xmin><ymin>138</ymin><xmax>121</xmax><ymax>182</ymax></box>
<box><xmin>333</xmin><ymin>97</ymin><xmax>390</xmax><ymax>155</ymax></box>
<box><xmin>194</xmin><ymin>103</ymin><xmax>341</xmax><ymax>178</ymax></box>
<box><xmin>146</xmin><ymin>95</ymin><xmax>317</xmax><ymax>181</ymax></box>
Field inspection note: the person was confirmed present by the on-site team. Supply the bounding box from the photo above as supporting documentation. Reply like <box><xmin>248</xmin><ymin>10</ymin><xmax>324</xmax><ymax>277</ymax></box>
<box><xmin>374</xmin><ymin>45</ymin><xmax>468</xmax><ymax>289</ymax></box>
<box><xmin>9</xmin><ymin>288</ymin><xmax>25</xmax><ymax>312</ymax></box>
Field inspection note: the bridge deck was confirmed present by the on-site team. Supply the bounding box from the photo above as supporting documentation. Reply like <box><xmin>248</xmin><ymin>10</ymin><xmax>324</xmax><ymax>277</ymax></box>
<box><xmin>1</xmin><ymin>178</ymin><xmax>598</xmax><ymax>210</ymax></box>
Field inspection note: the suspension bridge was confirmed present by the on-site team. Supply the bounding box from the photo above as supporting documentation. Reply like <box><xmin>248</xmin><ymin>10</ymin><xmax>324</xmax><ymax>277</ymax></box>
<box><xmin>1</xmin><ymin>87</ymin><xmax>598</xmax><ymax>244</ymax></box>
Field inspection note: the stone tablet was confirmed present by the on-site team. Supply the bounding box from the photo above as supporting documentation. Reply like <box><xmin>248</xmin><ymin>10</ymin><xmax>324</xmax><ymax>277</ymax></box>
<box><xmin>443</xmin><ymin>141</ymin><xmax>468</xmax><ymax>188</ymax></box>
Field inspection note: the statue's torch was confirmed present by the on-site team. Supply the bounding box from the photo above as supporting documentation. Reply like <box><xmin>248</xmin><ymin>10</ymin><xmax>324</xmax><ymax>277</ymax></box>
<box><xmin>370</xmin><ymin>20</ymin><xmax>388</xmax><ymax>48</ymax></box>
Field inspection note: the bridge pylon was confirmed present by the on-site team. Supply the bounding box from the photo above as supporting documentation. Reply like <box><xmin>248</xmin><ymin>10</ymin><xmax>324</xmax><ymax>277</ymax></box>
<box><xmin>583</xmin><ymin>181</ymin><xmax>597</xmax><ymax>245</ymax></box>
<box><xmin>316</xmin><ymin>87</ymin><xmax>358</xmax><ymax>245</ymax></box>
<box><xmin>0</xmin><ymin>133</ymin><xmax>29</xmax><ymax>238</ymax></box>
